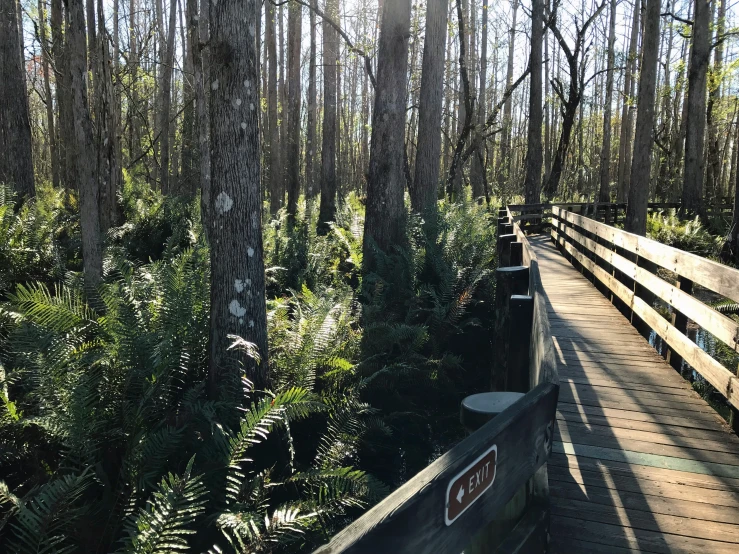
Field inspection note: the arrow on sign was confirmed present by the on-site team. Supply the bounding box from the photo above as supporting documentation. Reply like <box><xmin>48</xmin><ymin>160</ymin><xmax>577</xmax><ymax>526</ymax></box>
<box><xmin>456</xmin><ymin>486</ymin><xmax>465</xmax><ymax>504</ymax></box>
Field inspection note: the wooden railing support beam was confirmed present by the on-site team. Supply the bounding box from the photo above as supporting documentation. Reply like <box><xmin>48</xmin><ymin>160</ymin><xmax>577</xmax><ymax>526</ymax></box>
<box><xmin>494</xmin><ymin>266</ymin><xmax>530</xmax><ymax>391</ymax></box>
<box><xmin>499</xmin><ymin>234</ymin><xmax>517</xmax><ymax>267</ymax></box>
<box><xmin>508</xmin><ymin>295</ymin><xmax>534</xmax><ymax>394</ymax></box>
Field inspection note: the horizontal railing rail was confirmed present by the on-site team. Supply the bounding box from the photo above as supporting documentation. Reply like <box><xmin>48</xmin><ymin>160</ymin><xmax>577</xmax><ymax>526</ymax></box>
<box><xmin>551</xmin><ymin>205</ymin><xmax>739</xmax><ymax>429</ymax></box>
<box><xmin>314</xmin><ymin>209</ymin><xmax>559</xmax><ymax>554</ymax></box>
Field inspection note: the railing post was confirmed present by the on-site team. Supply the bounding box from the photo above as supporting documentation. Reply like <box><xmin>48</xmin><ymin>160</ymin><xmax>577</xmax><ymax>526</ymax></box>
<box><xmin>666</xmin><ymin>276</ymin><xmax>693</xmax><ymax>373</ymax></box>
<box><xmin>508</xmin><ymin>295</ymin><xmax>534</xmax><ymax>393</ymax></box>
<box><xmin>510</xmin><ymin>242</ymin><xmax>524</xmax><ymax>267</ymax></box>
<box><xmin>459</xmin><ymin>392</ymin><xmax>528</xmax><ymax>554</ymax></box>
<box><xmin>493</xmin><ymin>266</ymin><xmax>530</xmax><ymax>392</ymax></box>
<box><xmin>497</xmin><ymin>216</ymin><xmax>509</xmax><ymax>238</ymax></box>
<box><xmin>499</xmin><ymin>234</ymin><xmax>517</xmax><ymax>267</ymax></box>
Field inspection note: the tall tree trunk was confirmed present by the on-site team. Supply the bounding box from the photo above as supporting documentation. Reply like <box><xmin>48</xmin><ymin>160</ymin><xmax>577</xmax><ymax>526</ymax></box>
<box><xmin>498</xmin><ymin>0</ymin><xmax>518</xmax><ymax>197</ymax></box>
<box><xmin>363</xmin><ymin>0</ymin><xmax>411</xmax><ymax>265</ymax></box>
<box><xmin>266</xmin><ymin>0</ymin><xmax>280</xmax><ymax>214</ymax></box>
<box><xmin>318</xmin><ymin>0</ymin><xmax>339</xmax><ymax>231</ymax></box>
<box><xmin>68</xmin><ymin>0</ymin><xmax>102</xmax><ymax>288</ymax></box>
<box><xmin>38</xmin><ymin>0</ymin><xmax>60</xmax><ymax>190</ymax></box>
<box><xmin>158</xmin><ymin>0</ymin><xmax>177</xmax><ymax>194</ymax></box>
<box><xmin>469</xmin><ymin>0</ymin><xmax>488</xmax><ymax>200</ymax></box>
<box><xmin>305</xmin><ymin>0</ymin><xmax>317</xmax><ymax>198</ymax></box>
<box><xmin>196</xmin><ymin>0</ymin><xmax>211</xmax><ymax>229</ymax></box>
<box><xmin>411</xmin><ymin>0</ymin><xmax>447</xmax><ymax>214</ymax></box>
<box><xmin>625</xmin><ymin>0</ymin><xmax>661</xmax><ymax>235</ymax></box>
<box><xmin>706</xmin><ymin>0</ymin><xmax>725</xmax><ymax>206</ymax></box>
<box><xmin>616</xmin><ymin>0</ymin><xmax>641</xmax><ymax>202</ymax></box>
<box><xmin>598</xmin><ymin>0</ymin><xmax>617</xmax><ymax>204</ymax></box>
<box><xmin>523</xmin><ymin>0</ymin><xmax>543</xmax><ymax>204</ymax></box>
<box><xmin>51</xmin><ymin>0</ymin><xmax>75</xmax><ymax>193</ymax></box>
<box><xmin>682</xmin><ymin>0</ymin><xmax>710</xmax><ymax>217</ymax></box>
<box><xmin>0</xmin><ymin>0</ymin><xmax>35</xmax><ymax>197</ymax></box>
<box><xmin>208</xmin><ymin>0</ymin><xmax>269</xmax><ymax>394</ymax></box>
<box><xmin>285</xmin><ymin>0</ymin><xmax>302</xmax><ymax>219</ymax></box>
<box><xmin>451</xmin><ymin>0</ymin><xmax>470</xmax><ymax>199</ymax></box>
<box><xmin>181</xmin><ymin>0</ymin><xmax>197</xmax><ymax>197</ymax></box>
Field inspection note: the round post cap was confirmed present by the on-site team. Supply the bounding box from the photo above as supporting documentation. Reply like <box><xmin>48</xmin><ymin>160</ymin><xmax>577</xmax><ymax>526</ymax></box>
<box><xmin>460</xmin><ymin>392</ymin><xmax>525</xmax><ymax>432</ymax></box>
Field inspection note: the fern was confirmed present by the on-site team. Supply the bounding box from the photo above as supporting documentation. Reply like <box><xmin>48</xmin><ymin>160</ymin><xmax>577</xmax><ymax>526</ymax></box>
<box><xmin>3</xmin><ymin>470</ymin><xmax>92</xmax><ymax>554</ymax></box>
<box><xmin>118</xmin><ymin>457</ymin><xmax>207</xmax><ymax>553</ymax></box>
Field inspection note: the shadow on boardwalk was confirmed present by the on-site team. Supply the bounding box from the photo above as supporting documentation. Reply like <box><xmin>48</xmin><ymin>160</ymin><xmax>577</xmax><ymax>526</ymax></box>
<box><xmin>528</xmin><ymin>235</ymin><xmax>739</xmax><ymax>554</ymax></box>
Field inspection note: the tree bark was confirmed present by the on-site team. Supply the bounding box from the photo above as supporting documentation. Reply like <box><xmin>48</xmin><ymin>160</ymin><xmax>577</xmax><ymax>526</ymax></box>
<box><xmin>498</xmin><ymin>0</ymin><xmax>518</xmax><ymax>198</ymax></box>
<box><xmin>523</xmin><ymin>0</ymin><xmax>543</xmax><ymax>204</ymax></box>
<box><xmin>706</xmin><ymin>0</ymin><xmax>725</xmax><ymax>205</ymax></box>
<box><xmin>318</xmin><ymin>0</ymin><xmax>339</xmax><ymax>231</ymax></box>
<box><xmin>681</xmin><ymin>0</ymin><xmax>710</xmax><ymax>217</ymax></box>
<box><xmin>266</xmin><ymin>0</ymin><xmax>280</xmax><ymax>214</ymax></box>
<box><xmin>158</xmin><ymin>0</ymin><xmax>177</xmax><ymax>194</ymax></box>
<box><xmin>209</xmin><ymin>0</ymin><xmax>269</xmax><ymax>394</ymax></box>
<box><xmin>363</xmin><ymin>0</ymin><xmax>411</xmax><ymax>265</ymax></box>
<box><xmin>285</xmin><ymin>0</ymin><xmax>302</xmax><ymax>219</ymax></box>
<box><xmin>411</xmin><ymin>0</ymin><xmax>447</xmax><ymax>214</ymax></box>
<box><xmin>616</xmin><ymin>0</ymin><xmax>640</xmax><ymax>202</ymax></box>
<box><xmin>625</xmin><ymin>0</ymin><xmax>661</xmax><ymax>236</ymax></box>
<box><xmin>68</xmin><ymin>0</ymin><xmax>102</xmax><ymax>288</ymax></box>
<box><xmin>38</xmin><ymin>0</ymin><xmax>60</xmax><ymax>190</ymax></box>
<box><xmin>305</xmin><ymin>0</ymin><xmax>317</xmax><ymax>199</ymax></box>
<box><xmin>598</xmin><ymin>0</ymin><xmax>617</xmax><ymax>204</ymax></box>
<box><xmin>469</xmin><ymin>0</ymin><xmax>488</xmax><ymax>201</ymax></box>
<box><xmin>0</xmin><ymin>0</ymin><xmax>35</xmax><ymax>197</ymax></box>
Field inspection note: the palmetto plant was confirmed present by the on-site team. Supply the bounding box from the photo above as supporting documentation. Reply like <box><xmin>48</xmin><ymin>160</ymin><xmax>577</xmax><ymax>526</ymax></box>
<box><xmin>0</xmin><ymin>245</ymin><xmax>377</xmax><ymax>553</ymax></box>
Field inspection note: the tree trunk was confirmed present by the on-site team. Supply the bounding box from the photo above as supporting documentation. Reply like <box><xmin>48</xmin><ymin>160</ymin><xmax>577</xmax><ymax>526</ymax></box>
<box><xmin>266</xmin><ymin>0</ymin><xmax>280</xmax><ymax>214</ymax></box>
<box><xmin>285</xmin><ymin>0</ymin><xmax>302</xmax><ymax>219</ymax></box>
<box><xmin>682</xmin><ymin>0</ymin><xmax>710</xmax><ymax>217</ymax></box>
<box><xmin>38</xmin><ymin>0</ymin><xmax>60</xmax><ymax>190</ymax></box>
<box><xmin>625</xmin><ymin>0</ymin><xmax>661</xmax><ymax>235</ymax></box>
<box><xmin>523</xmin><ymin>0</ymin><xmax>543</xmax><ymax>204</ymax></box>
<box><xmin>305</xmin><ymin>0</ymin><xmax>317</xmax><ymax>198</ymax></box>
<box><xmin>498</xmin><ymin>0</ymin><xmax>518</xmax><ymax>198</ymax></box>
<box><xmin>616</xmin><ymin>0</ymin><xmax>640</xmax><ymax>202</ymax></box>
<box><xmin>363</xmin><ymin>0</ymin><xmax>412</xmax><ymax>265</ymax></box>
<box><xmin>706</xmin><ymin>0</ymin><xmax>725</xmax><ymax>206</ymax></box>
<box><xmin>318</xmin><ymin>0</ymin><xmax>339</xmax><ymax>231</ymax></box>
<box><xmin>0</xmin><ymin>0</ymin><xmax>35</xmax><ymax>197</ymax></box>
<box><xmin>209</xmin><ymin>0</ymin><xmax>269</xmax><ymax>394</ymax></box>
<box><xmin>469</xmin><ymin>0</ymin><xmax>488</xmax><ymax>201</ymax></box>
<box><xmin>598</xmin><ymin>0</ymin><xmax>617</xmax><ymax>204</ymax></box>
<box><xmin>68</xmin><ymin>0</ymin><xmax>102</xmax><ymax>288</ymax></box>
<box><xmin>158</xmin><ymin>0</ymin><xmax>177</xmax><ymax>194</ymax></box>
<box><xmin>411</xmin><ymin>0</ymin><xmax>447</xmax><ymax>214</ymax></box>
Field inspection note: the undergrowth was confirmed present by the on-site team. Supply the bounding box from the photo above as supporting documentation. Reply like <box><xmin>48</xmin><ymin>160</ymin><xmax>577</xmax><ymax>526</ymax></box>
<box><xmin>0</xmin><ymin>182</ymin><xmax>497</xmax><ymax>552</ymax></box>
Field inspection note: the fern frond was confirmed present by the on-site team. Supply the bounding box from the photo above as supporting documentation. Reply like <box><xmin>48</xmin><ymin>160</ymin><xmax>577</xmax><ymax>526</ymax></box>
<box><xmin>118</xmin><ymin>456</ymin><xmax>207</xmax><ymax>553</ymax></box>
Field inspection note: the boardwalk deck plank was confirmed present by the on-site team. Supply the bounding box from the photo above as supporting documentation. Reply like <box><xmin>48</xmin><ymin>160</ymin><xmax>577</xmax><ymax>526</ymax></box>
<box><xmin>528</xmin><ymin>235</ymin><xmax>739</xmax><ymax>553</ymax></box>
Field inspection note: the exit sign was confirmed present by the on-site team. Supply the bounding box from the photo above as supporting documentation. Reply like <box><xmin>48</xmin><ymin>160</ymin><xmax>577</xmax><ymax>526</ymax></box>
<box><xmin>444</xmin><ymin>445</ymin><xmax>497</xmax><ymax>526</ymax></box>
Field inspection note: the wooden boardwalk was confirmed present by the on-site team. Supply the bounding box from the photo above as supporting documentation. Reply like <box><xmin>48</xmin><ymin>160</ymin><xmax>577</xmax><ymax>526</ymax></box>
<box><xmin>528</xmin><ymin>235</ymin><xmax>739</xmax><ymax>554</ymax></box>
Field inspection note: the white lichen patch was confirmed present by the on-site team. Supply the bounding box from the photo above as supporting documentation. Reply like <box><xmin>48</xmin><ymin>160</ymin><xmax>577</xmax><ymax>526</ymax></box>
<box><xmin>215</xmin><ymin>191</ymin><xmax>233</xmax><ymax>214</ymax></box>
<box><xmin>211</xmin><ymin>79</ymin><xmax>219</xmax><ymax>90</ymax></box>
<box><xmin>239</xmin><ymin>318</ymin><xmax>244</xmax><ymax>325</ymax></box>
<box><xmin>235</xmin><ymin>98</ymin><xmax>242</xmax><ymax>106</ymax></box>
<box><xmin>241</xmin><ymin>122</ymin><xmax>247</xmax><ymax>130</ymax></box>
<box><xmin>250</xmin><ymin>103</ymin><xmax>255</xmax><ymax>111</ymax></box>
<box><xmin>244</xmin><ymin>79</ymin><xmax>251</xmax><ymax>89</ymax></box>
<box><xmin>247</xmin><ymin>246</ymin><xmax>254</xmax><ymax>257</ymax></box>
<box><xmin>235</xmin><ymin>279</ymin><xmax>245</xmax><ymax>293</ymax></box>
<box><xmin>229</xmin><ymin>299</ymin><xmax>247</xmax><ymax>318</ymax></box>
<box><xmin>249</xmin><ymin>320</ymin><xmax>255</xmax><ymax>328</ymax></box>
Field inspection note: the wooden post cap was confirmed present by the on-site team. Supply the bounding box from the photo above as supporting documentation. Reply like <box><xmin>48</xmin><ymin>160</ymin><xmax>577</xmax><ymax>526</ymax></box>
<box><xmin>460</xmin><ymin>392</ymin><xmax>525</xmax><ymax>432</ymax></box>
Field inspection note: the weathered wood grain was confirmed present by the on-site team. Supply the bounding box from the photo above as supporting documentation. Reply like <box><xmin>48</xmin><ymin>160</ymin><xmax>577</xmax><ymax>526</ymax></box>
<box><xmin>313</xmin><ymin>383</ymin><xmax>558</xmax><ymax>554</ymax></box>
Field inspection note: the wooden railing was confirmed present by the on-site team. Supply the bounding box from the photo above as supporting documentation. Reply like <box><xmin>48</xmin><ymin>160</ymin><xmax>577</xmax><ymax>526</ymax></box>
<box><xmin>551</xmin><ymin>205</ymin><xmax>739</xmax><ymax>430</ymax></box>
<box><xmin>314</xmin><ymin>210</ymin><xmax>559</xmax><ymax>553</ymax></box>
<box><xmin>508</xmin><ymin>201</ymin><xmax>734</xmax><ymax>233</ymax></box>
